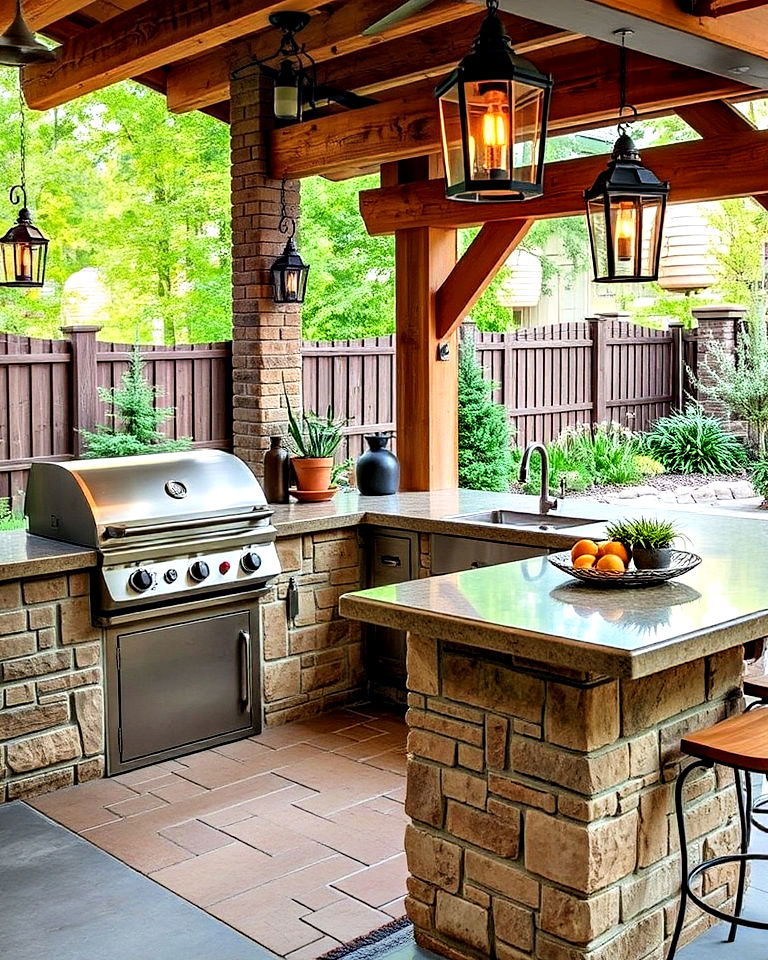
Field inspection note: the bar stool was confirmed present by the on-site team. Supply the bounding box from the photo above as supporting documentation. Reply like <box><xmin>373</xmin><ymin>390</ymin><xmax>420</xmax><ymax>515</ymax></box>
<box><xmin>666</xmin><ymin>708</ymin><xmax>768</xmax><ymax>960</ymax></box>
<box><xmin>744</xmin><ymin>674</ymin><xmax>768</xmax><ymax>833</ymax></box>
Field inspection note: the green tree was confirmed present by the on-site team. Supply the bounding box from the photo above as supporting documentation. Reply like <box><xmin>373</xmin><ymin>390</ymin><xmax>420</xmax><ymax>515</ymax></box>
<box><xmin>81</xmin><ymin>347</ymin><xmax>191</xmax><ymax>457</ymax></box>
<box><xmin>457</xmin><ymin>338</ymin><xmax>513</xmax><ymax>491</ymax></box>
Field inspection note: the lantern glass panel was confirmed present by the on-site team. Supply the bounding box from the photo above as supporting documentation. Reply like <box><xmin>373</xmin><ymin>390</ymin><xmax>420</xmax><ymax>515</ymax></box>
<box><xmin>588</xmin><ymin>193</ymin><xmax>666</xmax><ymax>283</ymax></box>
<box><xmin>0</xmin><ymin>237</ymin><xmax>47</xmax><ymax>287</ymax></box>
<box><xmin>272</xmin><ymin>262</ymin><xmax>309</xmax><ymax>304</ymax></box>
<box><xmin>586</xmin><ymin>196</ymin><xmax>610</xmax><ymax>280</ymax></box>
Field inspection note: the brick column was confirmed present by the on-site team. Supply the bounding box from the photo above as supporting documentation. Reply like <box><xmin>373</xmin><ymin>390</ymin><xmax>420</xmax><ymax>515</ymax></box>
<box><xmin>690</xmin><ymin>304</ymin><xmax>746</xmax><ymax>423</ymax></box>
<box><xmin>230</xmin><ymin>71</ymin><xmax>303</xmax><ymax>479</ymax></box>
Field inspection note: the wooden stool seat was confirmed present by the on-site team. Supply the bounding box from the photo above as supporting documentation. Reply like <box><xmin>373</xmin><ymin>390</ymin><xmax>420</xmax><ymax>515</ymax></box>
<box><xmin>744</xmin><ymin>674</ymin><xmax>768</xmax><ymax>700</ymax></box>
<box><xmin>682</xmin><ymin>709</ymin><xmax>768</xmax><ymax>773</ymax></box>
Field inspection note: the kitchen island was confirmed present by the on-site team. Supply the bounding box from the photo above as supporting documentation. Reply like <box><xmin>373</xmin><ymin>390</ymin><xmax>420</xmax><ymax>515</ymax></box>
<box><xmin>339</xmin><ymin>509</ymin><xmax>768</xmax><ymax>960</ymax></box>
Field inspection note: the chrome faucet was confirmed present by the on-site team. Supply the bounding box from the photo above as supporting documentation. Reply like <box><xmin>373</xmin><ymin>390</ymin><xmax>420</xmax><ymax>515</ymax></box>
<box><xmin>518</xmin><ymin>442</ymin><xmax>558</xmax><ymax>516</ymax></box>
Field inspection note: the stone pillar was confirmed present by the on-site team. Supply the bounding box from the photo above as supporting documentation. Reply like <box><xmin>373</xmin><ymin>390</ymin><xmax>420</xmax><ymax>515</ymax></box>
<box><xmin>230</xmin><ymin>71</ymin><xmax>303</xmax><ymax>479</ymax></box>
<box><xmin>690</xmin><ymin>304</ymin><xmax>746</xmax><ymax>422</ymax></box>
<box><xmin>403</xmin><ymin>635</ymin><xmax>743</xmax><ymax>960</ymax></box>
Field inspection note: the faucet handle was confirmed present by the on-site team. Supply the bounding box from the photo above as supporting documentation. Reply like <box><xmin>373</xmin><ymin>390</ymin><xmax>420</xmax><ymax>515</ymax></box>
<box><xmin>559</xmin><ymin>476</ymin><xmax>566</xmax><ymax>499</ymax></box>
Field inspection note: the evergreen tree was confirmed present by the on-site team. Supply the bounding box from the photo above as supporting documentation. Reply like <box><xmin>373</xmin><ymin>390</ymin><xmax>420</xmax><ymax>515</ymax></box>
<box><xmin>81</xmin><ymin>347</ymin><xmax>191</xmax><ymax>457</ymax></box>
<box><xmin>458</xmin><ymin>339</ymin><xmax>514</xmax><ymax>491</ymax></box>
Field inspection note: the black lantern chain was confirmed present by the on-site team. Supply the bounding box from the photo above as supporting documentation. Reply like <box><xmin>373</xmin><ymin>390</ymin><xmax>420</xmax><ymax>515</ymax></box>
<box><xmin>270</xmin><ymin>178</ymin><xmax>309</xmax><ymax>305</ymax></box>
<box><xmin>0</xmin><ymin>74</ymin><xmax>50</xmax><ymax>288</ymax></box>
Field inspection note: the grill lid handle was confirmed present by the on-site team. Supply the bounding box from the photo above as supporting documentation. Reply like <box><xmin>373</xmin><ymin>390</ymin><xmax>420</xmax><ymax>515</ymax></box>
<box><xmin>104</xmin><ymin>508</ymin><xmax>274</xmax><ymax>540</ymax></box>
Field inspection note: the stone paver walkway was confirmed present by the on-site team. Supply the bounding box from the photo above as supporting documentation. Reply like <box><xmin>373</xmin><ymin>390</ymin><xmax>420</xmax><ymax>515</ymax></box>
<box><xmin>606</xmin><ymin>479</ymin><xmax>756</xmax><ymax>507</ymax></box>
<box><xmin>27</xmin><ymin>707</ymin><xmax>409</xmax><ymax>959</ymax></box>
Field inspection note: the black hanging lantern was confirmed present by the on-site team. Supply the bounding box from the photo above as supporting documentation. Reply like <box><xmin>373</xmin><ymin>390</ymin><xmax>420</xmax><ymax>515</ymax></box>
<box><xmin>271</xmin><ymin>179</ymin><xmax>309</xmax><ymax>304</ymax></box>
<box><xmin>584</xmin><ymin>31</ymin><xmax>669</xmax><ymax>283</ymax></box>
<box><xmin>1</xmin><ymin>79</ymin><xmax>48</xmax><ymax>288</ymax></box>
<box><xmin>0</xmin><ymin>0</ymin><xmax>56</xmax><ymax>67</ymax></box>
<box><xmin>231</xmin><ymin>11</ymin><xmax>314</xmax><ymax>124</ymax></box>
<box><xmin>435</xmin><ymin>0</ymin><xmax>553</xmax><ymax>203</ymax></box>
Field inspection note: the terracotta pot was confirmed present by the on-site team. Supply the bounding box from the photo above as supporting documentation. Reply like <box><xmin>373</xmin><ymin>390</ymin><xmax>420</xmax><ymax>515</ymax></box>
<box><xmin>292</xmin><ymin>456</ymin><xmax>333</xmax><ymax>492</ymax></box>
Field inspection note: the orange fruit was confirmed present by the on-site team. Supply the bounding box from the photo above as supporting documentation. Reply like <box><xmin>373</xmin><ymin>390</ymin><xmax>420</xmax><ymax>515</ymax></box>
<box><xmin>573</xmin><ymin>555</ymin><xmax>597</xmax><ymax>569</ymax></box>
<box><xmin>599</xmin><ymin>541</ymin><xmax>630</xmax><ymax>565</ymax></box>
<box><xmin>596</xmin><ymin>554</ymin><xmax>625</xmax><ymax>574</ymax></box>
<box><xmin>571</xmin><ymin>539</ymin><xmax>599</xmax><ymax>562</ymax></box>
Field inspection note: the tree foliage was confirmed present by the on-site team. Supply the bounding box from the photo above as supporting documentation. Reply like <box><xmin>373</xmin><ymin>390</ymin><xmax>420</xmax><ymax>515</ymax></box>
<box><xmin>457</xmin><ymin>338</ymin><xmax>513</xmax><ymax>491</ymax></box>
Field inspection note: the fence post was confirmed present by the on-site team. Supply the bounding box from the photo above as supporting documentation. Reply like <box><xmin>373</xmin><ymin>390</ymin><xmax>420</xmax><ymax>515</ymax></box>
<box><xmin>669</xmin><ymin>320</ymin><xmax>685</xmax><ymax>411</ymax></box>
<box><xmin>689</xmin><ymin>304</ymin><xmax>747</xmax><ymax>423</ymax></box>
<box><xmin>61</xmin><ymin>324</ymin><xmax>101</xmax><ymax>457</ymax></box>
<box><xmin>588</xmin><ymin>316</ymin><xmax>608</xmax><ymax>424</ymax></box>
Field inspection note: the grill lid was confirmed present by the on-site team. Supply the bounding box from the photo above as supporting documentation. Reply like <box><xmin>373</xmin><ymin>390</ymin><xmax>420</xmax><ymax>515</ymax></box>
<box><xmin>26</xmin><ymin>450</ymin><xmax>272</xmax><ymax>548</ymax></box>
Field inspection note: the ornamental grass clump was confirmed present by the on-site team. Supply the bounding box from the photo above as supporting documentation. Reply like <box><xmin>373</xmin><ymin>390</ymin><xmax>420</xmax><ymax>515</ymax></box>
<box><xmin>606</xmin><ymin>516</ymin><xmax>679</xmax><ymax>551</ymax></box>
<box><xmin>642</xmin><ymin>406</ymin><xmax>746</xmax><ymax>475</ymax></box>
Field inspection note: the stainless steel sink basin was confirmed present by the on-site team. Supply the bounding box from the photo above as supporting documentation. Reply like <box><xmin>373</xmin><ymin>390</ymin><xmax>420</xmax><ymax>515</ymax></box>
<box><xmin>448</xmin><ymin>510</ymin><xmax>603</xmax><ymax>531</ymax></box>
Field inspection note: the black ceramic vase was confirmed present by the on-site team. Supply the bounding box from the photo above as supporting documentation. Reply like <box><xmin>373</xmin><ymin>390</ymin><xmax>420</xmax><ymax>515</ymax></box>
<box><xmin>356</xmin><ymin>433</ymin><xmax>400</xmax><ymax>495</ymax></box>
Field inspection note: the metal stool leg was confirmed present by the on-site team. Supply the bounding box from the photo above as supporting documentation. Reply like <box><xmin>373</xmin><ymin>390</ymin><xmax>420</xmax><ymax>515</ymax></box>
<box><xmin>728</xmin><ymin>768</ymin><xmax>752</xmax><ymax>942</ymax></box>
<box><xmin>667</xmin><ymin>760</ymin><xmax>713</xmax><ymax>960</ymax></box>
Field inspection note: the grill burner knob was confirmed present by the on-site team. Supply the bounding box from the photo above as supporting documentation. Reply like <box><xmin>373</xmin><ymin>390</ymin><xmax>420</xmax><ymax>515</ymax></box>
<box><xmin>129</xmin><ymin>568</ymin><xmax>154</xmax><ymax>593</ymax></box>
<box><xmin>241</xmin><ymin>552</ymin><xmax>262</xmax><ymax>574</ymax></box>
<box><xmin>189</xmin><ymin>560</ymin><xmax>210</xmax><ymax>583</ymax></box>
<box><xmin>164</xmin><ymin>569</ymin><xmax>178</xmax><ymax>584</ymax></box>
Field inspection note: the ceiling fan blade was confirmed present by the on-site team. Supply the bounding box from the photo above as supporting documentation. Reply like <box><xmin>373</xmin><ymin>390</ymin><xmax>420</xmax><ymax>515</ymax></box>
<box><xmin>362</xmin><ymin>0</ymin><xmax>441</xmax><ymax>36</ymax></box>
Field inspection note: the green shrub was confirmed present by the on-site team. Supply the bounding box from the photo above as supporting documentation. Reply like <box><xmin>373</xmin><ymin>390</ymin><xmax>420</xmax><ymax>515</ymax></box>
<box><xmin>634</xmin><ymin>454</ymin><xmax>665</xmax><ymax>477</ymax></box>
<box><xmin>555</xmin><ymin>422</ymin><xmax>644</xmax><ymax>487</ymax></box>
<box><xmin>0</xmin><ymin>498</ymin><xmax>25</xmax><ymax>531</ymax></box>
<box><xmin>458</xmin><ymin>340</ymin><xmax>513</xmax><ymax>491</ymax></box>
<box><xmin>749</xmin><ymin>458</ymin><xmax>768</xmax><ymax>502</ymax></box>
<box><xmin>82</xmin><ymin>347</ymin><xmax>191</xmax><ymax>458</ymax></box>
<box><xmin>642</xmin><ymin>406</ymin><xmax>746</xmax><ymax>475</ymax></box>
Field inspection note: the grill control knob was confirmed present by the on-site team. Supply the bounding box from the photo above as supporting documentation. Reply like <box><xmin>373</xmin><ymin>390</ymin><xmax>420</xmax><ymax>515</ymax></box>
<box><xmin>129</xmin><ymin>568</ymin><xmax>154</xmax><ymax>593</ymax></box>
<box><xmin>164</xmin><ymin>569</ymin><xmax>178</xmax><ymax>585</ymax></box>
<box><xmin>241</xmin><ymin>551</ymin><xmax>262</xmax><ymax>574</ymax></box>
<box><xmin>189</xmin><ymin>560</ymin><xmax>210</xmax><ymax>582</ymax></box>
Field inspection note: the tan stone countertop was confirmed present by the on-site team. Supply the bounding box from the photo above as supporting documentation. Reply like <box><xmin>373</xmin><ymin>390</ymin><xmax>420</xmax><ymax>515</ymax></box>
<box><xmin>0</xmin><ymin>531</ymin><xmax>97</xmax><ymax>583</ymax></box>
<box><xmin>330</xmin><ymin>491</ymin><xmax>768</xmax><ymax>680</ymax></box>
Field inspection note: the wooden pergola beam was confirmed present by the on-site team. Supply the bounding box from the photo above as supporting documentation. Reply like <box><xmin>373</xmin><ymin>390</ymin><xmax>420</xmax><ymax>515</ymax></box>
<box><xmin>436</xmin><ymin>220</ymin><xmax>534</xmax><ymax>340</ymax></box>
<box><xmin>22</xmin><ymin>0</ymin><xmax>321</xmax><ymax>110</ymax></box>
<box><xmin>360</xmin><ymin>130</ymin><xmax>768</xmax><ymax>234</ymax></box>
<box><xmin>691</xmin><ymin>0</ymin><xmax>768</xmax><ymax>14</ymax></box>
<box><xmin>271</xmin><ymin>47</ymin><xmax>746</xmax><ymax>179</ymax></box>
<box><xmin>2</xmin><ymin>1</ymin><xmax>84</xmax><ymax>30</ymax></box>
<box><xmin>165</xmin><ymin>0</ymin><xmax>480</xmax><ymax>114</ymax></box>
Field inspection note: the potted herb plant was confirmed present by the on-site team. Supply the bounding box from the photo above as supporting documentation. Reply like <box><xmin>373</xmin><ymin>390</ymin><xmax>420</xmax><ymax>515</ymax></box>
<box><xmin>284</xmin><ymin>387</ymin><xmax>346</xmax><ymax>494</ymax></box>
<box><xmin>605</xmin><ymin>517</ymin><xmax>680</xmax><ymax>570</ymax></box>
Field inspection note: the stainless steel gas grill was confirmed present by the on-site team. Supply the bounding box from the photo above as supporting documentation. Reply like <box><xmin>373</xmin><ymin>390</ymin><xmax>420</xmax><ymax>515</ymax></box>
<box><xmin>26</xmin><ymin>450</ymin><xmax>281</xmax><ymax>774</ymax></box>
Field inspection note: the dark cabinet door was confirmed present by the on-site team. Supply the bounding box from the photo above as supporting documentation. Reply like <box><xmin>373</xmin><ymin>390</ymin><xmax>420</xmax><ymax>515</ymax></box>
<box><xmin>117</xmin><ymin>610</ymin><xmax>254</xmax><ymax>764</ymax></box>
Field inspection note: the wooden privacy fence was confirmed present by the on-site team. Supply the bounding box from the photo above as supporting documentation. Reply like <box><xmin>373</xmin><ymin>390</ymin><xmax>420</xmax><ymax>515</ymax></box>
<box><xmin>0</xmin><ymin>328</ymin><xmax>230</xmax><ymax>503</ymax></box>
<box><xmin>0</xmin><ymin>317</ymin><xmax>702</xmax><ymax>501</ymax></box>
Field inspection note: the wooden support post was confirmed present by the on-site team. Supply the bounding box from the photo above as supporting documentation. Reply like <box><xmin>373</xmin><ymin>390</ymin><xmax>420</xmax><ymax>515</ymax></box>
<box><xmin>589</xmin><ymin>317</ymin><xmax>609</xmax><ymax>425</ymax></box>
<box><xmin>669</xmin><ymin>320</ymin><xmax>685</xmax><ymax>411</ymax></box>
<box><xmin>61</xmin><ymin>324</ymin><xmax>101</xmax><ymax>457</ymax></box>
<box><xmin>392</xmin><ymin>157</ymin><xmax>458</xmax><ymax>491</ymax></box>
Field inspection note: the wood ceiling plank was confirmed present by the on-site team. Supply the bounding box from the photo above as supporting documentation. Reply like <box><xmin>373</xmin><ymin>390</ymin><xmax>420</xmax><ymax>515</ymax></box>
<box><xmin>271</xmin><ymin>47</ymin><xmax>747</xmax><ymax>179</ymax></box>
<box><xmin>359</xmin><ymin>131</ymin><xmax>768</xmax><ymax>234</ymax></box>
<box><xmin>436</xmin><ymin>220</ymin><xmax>534</xmax><ymax>340</ymax></box>
<box><xmin>165</xmin><ymin>0</ymin><xmax>481</xmax><ymax>114</ymax></box>
<box><xmin>23</xmin><ymin>0</ymin><xmax>320</xmax><ymax>110</ymax></box>
<box><xmin>1</xmin><ymin>1</ymin><xmax>85</xmax><ymax>30</ymax></box>
<box><xmin>675</xmin><ymin>99</ymin><xmax>754</xmax><ymax>137</ymax></box>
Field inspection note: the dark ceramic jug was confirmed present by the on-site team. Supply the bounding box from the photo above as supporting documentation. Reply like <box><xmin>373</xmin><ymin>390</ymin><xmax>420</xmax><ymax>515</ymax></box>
<box><xmin>263</xmin><ymin>435</ymin><xmax>290</xmax><ymax>504</ymax></box>
<box><xmin>356</xmin><ymin>433</ymin><xmax>400</xmax><ymax>496</ymax></box>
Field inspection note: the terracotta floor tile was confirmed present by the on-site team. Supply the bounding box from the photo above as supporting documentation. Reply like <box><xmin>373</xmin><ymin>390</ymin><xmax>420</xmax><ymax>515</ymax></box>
<box><xmin>382</xmin><ymin>897</ymin><xmax>407</xmax><ymax>919</ymax></box>
<box><xmin>149</xmin><ymin>839</ymin><xmax>270</xmax><ymax>905</ymax></box>
<box><xmin>28</xmin><ymin>779</ymin><xmax>138</xmax><ymax>832</ymax></box>
<box><xmin>255</xmin><ymin>854</ymin><xmax>365</xmax><ymax>903</ymax></box>
<box><xmin>331</xmin><ymin>854</ymin><xmax>409</xmax><ymax>908</ymax></box>
<box><xmin>147</xmin><ymin>774</ymin><xmax>209</xmax><ymax>803</ymax></box>
<box><xmin>112</xmin><ymin>760</ymin><xmax>186</xmax><ymax>786</ymax></box>
<box><xmin>305</xmin><ymin>896</ymin><xmax>392</xmax><ymax>942</ymax></box>
<box><xmin>105</xmin><ymin>793</ymin><xmax>168</xmax><ymax>818</ymax></box>
<box><xmin>211</xmin><ymin>891</ymin><xmax>322</xmax><ymax>955</ymax></box>
<box><xmin>199</xmin><ymin>802</ymin><xmax>258</xmax><ymax>828</ymax></box>
<box><xmin>363</xmin><ymin>750</ymin><xmax>408</xmax><ymax>777</ymax></box>
<box><xmin>338</xmin><ymin>723</ymin><xmax>391</xmax><ymax>742</ymax></box>
<box><xmin>333</xmin><ymin>734</ymin><xmax>404</xmax><ymax>762</ymax></box>
<box><xmin>214</xmin><ymin>738</ymin><xmax>277</xmax><ymax>763</ymax></box>
<box><xmin>159</xmin><ymin>819</ymin><xmax>233</xmax><ymax>854</ymax></box>
<box><xmin>292</xmin><ymin>883</ymin><xmax>347</xmax><ymax>911</ymax></box>
<box><xmin>285</xmin><ymin>935</ymin><xmax>342</xmax><ymax>960</ymax></box>
<box><xmin>223</xmin><ymin>815</ymin><xmax>316</xmax><ymax>854</ymax></box>
<box><xmin>82</xmin><ymin>822</ymin><xmax>194</xmax><ymax>873</ymax></box>
<box><xmin>173</xmin><ymin>751</ymin><xmax>267</xmax><ymax>789</ymax></box>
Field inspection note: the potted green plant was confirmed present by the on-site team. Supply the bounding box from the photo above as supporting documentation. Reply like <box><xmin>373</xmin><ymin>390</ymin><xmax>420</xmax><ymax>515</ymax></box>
<box><xmin>284</xmin><ymin>386</ymin><xmax>346</xmax><ymax>494</ymax></box>
<box><xmin>605</xmin><ymin>517</ymin><xmax>680</xmax><ymax>570</ymax></box>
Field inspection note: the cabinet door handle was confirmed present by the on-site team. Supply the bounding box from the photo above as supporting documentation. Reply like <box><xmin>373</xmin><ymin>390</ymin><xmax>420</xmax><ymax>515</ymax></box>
<box><xmin>239</xmin><ymin>630</ymin><xmax>252</xmax><ymax>712</ymax></box>
<box><xmin>470</xmin><ymin>560</ymin><xmax>487</xmax><ymax>568</ymax></box>
<box><xmin>380</xmin><ymin>555</ymin><xmax>401</xmax><ymax>567</ymax></box>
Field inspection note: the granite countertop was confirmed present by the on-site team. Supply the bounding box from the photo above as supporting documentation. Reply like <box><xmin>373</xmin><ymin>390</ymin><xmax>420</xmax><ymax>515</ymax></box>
<box><xmin>339</xmin><ymin>499</ymin><xmax>768</xmax><ymax>680</ymax></box>
<box><xmin>0</xmin><ymin>531</ymin><xmax>97</xmax><ymax>583</ymax></box>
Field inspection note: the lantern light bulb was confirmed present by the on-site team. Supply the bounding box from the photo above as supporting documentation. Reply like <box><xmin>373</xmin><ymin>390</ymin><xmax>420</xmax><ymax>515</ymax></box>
<box><xmin>616</xmin><ymin>202</ymin><xmax>635</xmax><ymax>263</ymax></box>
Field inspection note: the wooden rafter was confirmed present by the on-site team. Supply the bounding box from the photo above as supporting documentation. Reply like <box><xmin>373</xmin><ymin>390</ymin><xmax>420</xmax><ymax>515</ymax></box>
<box><xmin>165</xmin><ymin>0</ymin><xmax>480</xmax><ymax>114</ymax></box>
<box><xmin>271</xmin><ymin>45</ymin><xmax>747</xmax><ymax>179</ymax></box>
<box><xmin>2</xmin><ymin>1</ymin><xmax>85</xmax><ymax>30</ymax></box>
<box><xmin>689</xmin><ymin>0</ymin><xmax>768</xmax><ymax>14</ymax></box>
<box><xmin>360</xmin><ymin>130</ymin><xmax>768</xmax><ymax>234</ymax></box>
<box><xmin>436</xmin><ymin>221</ymin><xmax>533</xmax><ymax>340</ymax></box>
<box><xmin>23</xmin><ymin>0</ymin><xmax>321</xmax><ymax>110</ymax></box>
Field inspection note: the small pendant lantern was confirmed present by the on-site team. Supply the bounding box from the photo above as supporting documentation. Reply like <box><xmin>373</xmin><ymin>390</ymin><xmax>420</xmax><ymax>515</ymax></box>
<box><xmin>435</xmin><ymin>0</ymin><xmax>553</xmax><ymax>203</ymax></box>
<box><xmin>271</xmin><ymin>179</ymin><xmax>309</xmax><ymax>304</ymax></box>
<box><xmin>0</xmin><ymin>0</ymin><xmax>56</xmax><ymax>67</ymax></box>
<box><xmin>584</xmin><ymin>30</ymin><xmax>669</xmax><ymax>283</ymax></box>
<box><xmin>0</xmin><ymin>77</ymin><xmax>48</xmax><ymax>288</ymax></box>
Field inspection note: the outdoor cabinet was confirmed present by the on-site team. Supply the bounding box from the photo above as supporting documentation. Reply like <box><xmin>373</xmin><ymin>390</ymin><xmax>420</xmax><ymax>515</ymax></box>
<box><xmin>363</xmin><ymin>528</ymin><xmax>418</xmax><ymax>706</ymax></box>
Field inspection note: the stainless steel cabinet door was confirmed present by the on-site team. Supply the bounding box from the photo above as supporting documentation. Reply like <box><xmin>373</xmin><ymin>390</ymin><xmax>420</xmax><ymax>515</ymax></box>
<box><xmin>116</xmin><ymin>610</ymin><xmax>254</xmax><ymax>764</ymax></box>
